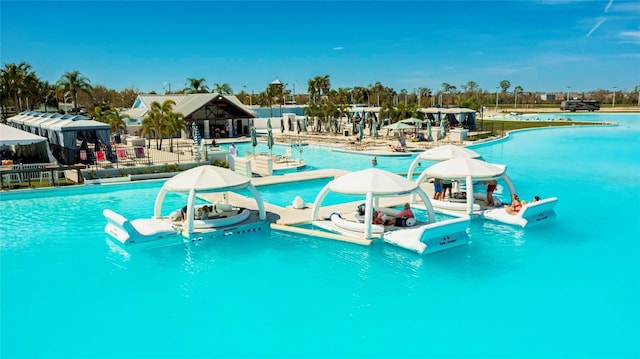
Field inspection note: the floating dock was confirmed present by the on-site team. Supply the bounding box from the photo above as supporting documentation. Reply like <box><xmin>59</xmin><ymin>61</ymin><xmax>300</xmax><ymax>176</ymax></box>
<box><xmin>199</xmin><ymin>169</ymin><xmax>410</xmax><ymax>246</ymax></box>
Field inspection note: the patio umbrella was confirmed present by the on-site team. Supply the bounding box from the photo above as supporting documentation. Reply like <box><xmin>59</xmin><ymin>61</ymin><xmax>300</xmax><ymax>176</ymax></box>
<box><xmin>382</xmin><ymin>122</ymin><xmax>414</xmax><ymax>131</ymax></box>
<box><xmin>399</xmin><ymin>117</ymin><xmax>424</xmax><ymax>126</ymax></box>
<box><xmin>250</xmin><ymin>127</ymin><xmax>257</xmax><ymax>155</ymax></box>
<box><xmin>297</xmin><ymin>119</ymin><xmax>301</xmax><ymax>134</ymax></box>
<box><xmin>371</xmin><ymin>119</ymin><xmax>378</xmax><ymax>137</ymax></box>
<box><xmin>267</xmin><ymin>127</ymin><xmax>274</xmax><ymax>156</ymax></box>
<box><xmin>427</xmin><ymin>120</ymin><xmax>432</xmax><ymax>140</ymax></box>
<box><xmin>192</xmin><ymin>122</ymin><xmax>201</xmax><ymax>145</ymax></box>
<box><xmin>267</xmin><ymin>119</ymin><xmax>274</xmax><ymax>155</ymax></box>
<box><xmin>440</xmin><ymin>119</ymin><xmax>447</xmax><ymax>139</ymax></box>
<box><xmin>280</xmin><ymin>118</ymin><xmax>285</xmax><ymax>133</ymax></box>
<box><xmin>358</xmin><ymin>120</ymin><xmax>364</xmax><ymax>141</ymax></box>
<box><xmin>303</xmin><ymin>117</ymin><xmax>308</xmax><ymax>132</ymax></box>
<box><xmin>288</xmin><ymin>117</ymin><xmax>293</xmax><ymax>132</ymax></box>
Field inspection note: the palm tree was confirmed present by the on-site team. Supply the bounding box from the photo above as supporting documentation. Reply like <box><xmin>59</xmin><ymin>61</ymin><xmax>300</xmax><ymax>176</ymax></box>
<box><xmin>142</xmin><ymin>99</ymin><xmax>177</xmax><ymax>150</ymax></box>
<box><xmin>88</xmin><ymin>106</ymin><xmax>106</xmax><ymax>122</ymax></box>
<box><xmin>184</xmin><ymin>78</ymin><xmax>209</xmax><ymax>93</ymax></box>
<box><xmin>38</xmin><ymin>81</ymin><xmax>58</xmax><ymax>113</ymax></box>
<box><xmin>1</xmin><ymin>61</ymin><xmax>35</xmax><ymax>113</ymax></box>
<box><xmin>141</xmin><ymin>108</ymin><xmax>163</xmax><ymax>150</ymax></box>
<box><xmin>105</xmin><ymin>109</ymin><xmax>129</xmax><ymax>135</ymax></box>
<box><xmin>213</xmin><ymin>83</ymin><xmax>233</xmax><ymax>94</ymax></box>
<box><xmin>56</xmin><ymin>70</ymin><xmax>92</xmax><ymax>113</ymax></box>
<box><xmin>165</xmin><ymin>110</ymin><xmax>186</xmax><ymax>151</ymax></box>
<box><xmin>308</xmin><ymin>75</ymin><xmax>330</xmax><ymax>103</ymax></box>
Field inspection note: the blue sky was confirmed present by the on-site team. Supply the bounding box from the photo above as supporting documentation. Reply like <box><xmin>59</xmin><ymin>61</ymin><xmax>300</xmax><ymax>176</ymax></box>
<box><xmin>2</xmin><ymin>0</ymin><xmax>639</xmax><ymax>94</ymax></box>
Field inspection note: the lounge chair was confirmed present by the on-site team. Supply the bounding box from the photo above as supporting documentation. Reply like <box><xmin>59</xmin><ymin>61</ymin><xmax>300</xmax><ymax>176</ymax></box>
<box><xmin>96</xmin><ymin>150</ymin><xmax>113</xmax><ymax>168</ymax></box>
<box><xmin>116</xmin><ymin>149</ymin><xmax>135</xmax><ymax>166</ymax></box>
<box><xmin>276</xmin><ymin>147</ymin><xmax>292</xmax><ymax>163</ymax></box>
<box><xmin>389</xmin><ymin>144</ymin><xmax>407</xmax><ymax>152</ymax></box>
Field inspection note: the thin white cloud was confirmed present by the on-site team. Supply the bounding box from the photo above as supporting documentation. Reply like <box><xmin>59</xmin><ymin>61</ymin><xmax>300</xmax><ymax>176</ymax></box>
<box><xmin>332</xmin><ymin>46</ymin><xmax>344</xmax><ymax>51</ymax></box>
<box><xmin>604</xmin><ymin>0</ymin><xmax>614</xmax><ymax>12</ymax></box>
<box><xmin>586</xmin><ymin>17</ymin><xmax>606</xmax><ymax>37</ymax></box>
<box><xmin>618</xmin><ymin>31</ymin><xmax>640</xmax><ymax>44</ymax></box>
<box><xmin>617</xmin><ymin>53</ymin><xmax>640</xmax><ymax>58</ymax></box>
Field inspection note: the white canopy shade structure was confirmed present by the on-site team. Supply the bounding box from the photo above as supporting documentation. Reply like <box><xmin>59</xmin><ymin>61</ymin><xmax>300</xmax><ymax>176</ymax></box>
<box><xmin>153</xmin><ymin>165</ymin><xmax>266</xmax><ymax>235</ymax></box>
<box><xmin>6</xmin><ymin>112</ymin><xmax>111</xmax><ymax>164</ymax></box>
<box><xmin>399</xmin><ymin>117</ymin><xmax>425</xmax><ymax>125</ymax></box>
<box><xmin>0</xmin><ymin>123</ymin><xmax>56</xmax><ymax>163</ymax></box>
<box><xmin>311</xmin><ymin>168</ymin><xmax>436</xmax><ymax>239</ymax></box>
<box><xmin>382</xmin><ymin>122</ymin><xmax>414</xmax><ymax>130</ymax></box>
<box><xmin>407</xmin><ymin>144</ymin><xmax>482</xmax><ymax>179</ymax></box>
<box><xmin>382</xmin><ymin>122</ymin><xmax>415</xmax><ymax>131</ymax></box>
<box><xmin>414</xmin><ymin>157</ymin><xmax>516</xmax><ymax>215</ymax></box>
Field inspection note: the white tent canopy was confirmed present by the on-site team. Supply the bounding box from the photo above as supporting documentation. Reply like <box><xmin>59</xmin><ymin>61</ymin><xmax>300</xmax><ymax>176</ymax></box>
<box><xmin>1</xmin><ymin>123</ymin><xmax>48</xmax><ymax>146</ymax></box>
<box><xmin>0</xmin><ymin>123</ymin><xmax>56</xmax><ymax>163</ymax></box>
<box><xmin>311</xmin><ymin>168</ymin><xmax>436</xmax><ymax>238</ymax></box>
<box><xmin>407</xmin><ymin>145</ymin><xmax>483</xmax><ymax>179</ymax></box>
<box><xmin>328</xmin><ymin>168</ymin><xmax>418</xmax><ymax>196</ymax></box>
<box><xmin>421</xmin><ymin>157</ymin><xmax>505</xmax><ymax>180</ymax></box>
<box><xmin>7</xmin><ymin>111</ymin><xmax>111</xmax><ymax>164</ymax></box>
<box><xmin>415</xmin><ymin>157</ymin><xmax>515</xmax><ymax>215</ymax></box>
<box><xmin>162</xmin><ymin>165</ymin><xmax>251</xmax><ymax>192</ymax></box>
<box><xmin>153</xmin><ymin>165</ymin><xmax>266</xmax><ymax>235</ymax></box>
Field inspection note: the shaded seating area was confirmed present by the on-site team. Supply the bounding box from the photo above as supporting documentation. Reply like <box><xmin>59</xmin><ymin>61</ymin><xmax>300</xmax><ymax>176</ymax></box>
<box><xmin>6</xmin><ymin>112</ymin><xmax>112</xmax><ymax>165</ymax></box>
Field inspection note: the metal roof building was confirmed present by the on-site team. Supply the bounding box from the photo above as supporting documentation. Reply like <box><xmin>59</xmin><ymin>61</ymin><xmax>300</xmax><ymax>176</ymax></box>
<box><xmin>124</xmin><ymin>93</ymin><xmax>255</xmax><ymax>139</ymax></box>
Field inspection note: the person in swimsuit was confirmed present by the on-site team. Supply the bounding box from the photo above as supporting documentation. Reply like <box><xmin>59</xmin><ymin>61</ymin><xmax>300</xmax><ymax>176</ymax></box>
<box><xmin>486</xmin><ymin>179</ymin><xmax>497</xmax><ymax>206</ymax></box>
<box><xmin>433</xmin><ymin>179</ymin><xmax>443</xmax><ymax>200</ymax></box>
<box><xmin>442</xmin><ymin>179</ymin><xmax>453</xmax><ymax>199</ymax></box>
<box><xmin>505</xmin><ymin>193</ymin><xmax>523</xmax><ymax>215</ymax></box>
<box><xmin>397</xmin><ymin>203</ymin><xmax>415</xmax><ymax>219</ymax></box>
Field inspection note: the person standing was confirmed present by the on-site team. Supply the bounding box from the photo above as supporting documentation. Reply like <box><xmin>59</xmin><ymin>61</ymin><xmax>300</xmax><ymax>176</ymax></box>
<box><xmin>442</xmin><ymin>179</ymin><xmax>453</xmax><ymax>199</ymax></box>
<box><xmin>486</xmin><ymin>179</ymin><xmax>497</xmax><ymax>206</ymax></box>
<box><xmin>229</xmin><ymin>142</ymin><xmax>237</xmax><ymax>157</ymax></box>
<box><xmin>433</xmin><ymin>178</ymin><xmax>443</xmax><ymax>200</ymax></box>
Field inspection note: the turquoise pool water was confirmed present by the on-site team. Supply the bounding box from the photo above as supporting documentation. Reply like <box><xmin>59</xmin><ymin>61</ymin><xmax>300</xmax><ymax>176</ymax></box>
<box><xmin>1</xmin><ymin>114</ymin><xmax>639</xmax><ymax>358</ymax></box>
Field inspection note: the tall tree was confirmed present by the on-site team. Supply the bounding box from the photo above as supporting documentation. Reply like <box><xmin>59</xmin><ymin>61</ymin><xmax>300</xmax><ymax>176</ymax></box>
<box><xmin>56</xmin><ymin>70</ymin><xmax>92</xmax><ymax>112</ymax></box>
<box><xmin>213</xmin><ymin>83</ymin><xmax>233</xmax><ymax>94</ymax></box>
<box><xmin>142</xmin><ymin>99</ymin><xmax>176</xmax><ymax>150</ymax></box>
<box><xmin>105</xmin><ymin>109</ymin><xmax>129</xmax><ymax>135</ymax></box>
<box><xmin>38</xmin><ymin>81</ymin><xmax>58</xmax><ymax>113</ymax></box>
<box><xmin>499</xmin><ymin>80</ymin><xmax>511</xmax><ymax>93</ymax></box>
<box><xmin>165</xmin><ymin>109</ymin><xmax>185</xmax><ymax>150</ymax></box>
<box><xmin>1</xmin><ymin>61</ymin><xmax>36</xmax><ymax>113</ymax></box>
<box><xmin>184</xmin><ymin>78</ymin><xmax>209</xmax><ymax>93</ymax></box>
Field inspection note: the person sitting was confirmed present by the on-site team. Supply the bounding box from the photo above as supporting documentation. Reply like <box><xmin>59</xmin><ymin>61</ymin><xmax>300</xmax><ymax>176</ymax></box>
<box><xmin>505</xmin><ymin>193</ymin><xmax>523</xmax><ymax>215</ymax></box>
<box><xmin>398</xmin><ymin>136</ymin><xmax>407</xmax><ymax>150</ymax></box>
<box><xmin>396</xmin><ymin>203</ymin><xmax>414</xmax><ymax>219</ymax></box>
<box><xmin>391</xmin><ymin>203</ymin><xmax>414</xmax><ymax>227</ymax></box>
<box><xmin>372</xmin><ymin>210</ymin><xmax>385</xmax><ymax>225</ymax></box>
<box><xmin>521</xmin><ymin>195</ymin><xmax>540</xmax><ymax>206</ymax></box>
<box><xmin>453</xmin><ymin>191</ymin><xmax>467</xmax><ymax>200</ymax></box>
